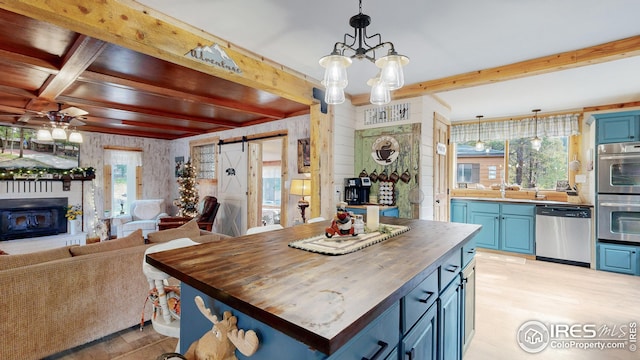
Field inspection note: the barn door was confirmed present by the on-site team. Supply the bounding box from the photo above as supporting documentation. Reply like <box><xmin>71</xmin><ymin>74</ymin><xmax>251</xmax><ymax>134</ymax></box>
<box><xmin>217</xmin><ymin>143</ymin><xmax>248</xmax><ymax>236</ymax></box>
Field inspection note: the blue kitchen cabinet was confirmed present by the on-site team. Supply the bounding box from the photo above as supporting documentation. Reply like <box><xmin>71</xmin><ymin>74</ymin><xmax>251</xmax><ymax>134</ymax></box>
<box><xmin>468</xmin><ymin>202</ymin><xmax>500</xmax><ymax>250</ymax></box>
<box><xmin>439</xmin><ymin>279</ymin><xmax>462</xmax><ymax>360</ymax></box>
<box><xmin>401</xmin><ymin>303</ymin><xmax>438</xmax><ymax>360</ymax></box>
<box><xmin>597</xmin><ymin>242</ymin><xmax>639</xmax><ymax>275</ymax></box>
<box><xmin>595</xmin><ymin>112</ymin><xmax>640</xmax><ymax>144</ymax></box>
<box><xmin>466</xmin><ymin>201</ymin><xmax>535</xmax><ymax>254</ymax></box>
<box><xmin>450</xmin><ymin>200</ymin><xmax>467</xmax><ymax>223</ymax></box>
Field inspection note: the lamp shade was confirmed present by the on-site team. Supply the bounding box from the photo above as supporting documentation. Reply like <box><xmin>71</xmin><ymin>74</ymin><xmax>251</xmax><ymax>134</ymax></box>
<box><xmin>319</xmin><ymin>54</ymin><xmax>351</xmax><ymax>88</ymax></box>
<box><xmin>375</xmin><ymin>53</ymin><xmax>409</xmax><ymax>90</ymax></box>
<box><xmin>36</xmin><ymin>128</ymin><xmax>53</xmax><ymax>141</ymax></box>
<box><xmin>68</xmin><ymin>130</ymin><xmax>83</xmax><ymax>143</ymax></box>
<box><xmin>368</xmin><ymin>75</ymin><xmax>391</xmax><ymax>105</ymax></box>
<box><xmin>51</xmin><ymin>127</ymin><xmax>67</xmax><ymax>140</ymax></box>
<box><xmin>324</xmin><ymin>85</ymin><xmax>346</xmax><ymax>105</ymax></box>
<box><xmin>290</xmin><ymin>179</ymin><xmax>311</xmax><ymax>196</ymax></box>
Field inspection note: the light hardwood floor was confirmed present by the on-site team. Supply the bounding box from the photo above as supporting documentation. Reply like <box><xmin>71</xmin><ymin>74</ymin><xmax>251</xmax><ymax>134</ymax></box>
<box><xmin>465</xmin><ymin>251</ymin><xmax>640</xmax><ymax>360</ymax></box>
<box><xmin>46</xmin><ymin>251</ymin><xmax>640</xmax><ymax>359</ymax></box>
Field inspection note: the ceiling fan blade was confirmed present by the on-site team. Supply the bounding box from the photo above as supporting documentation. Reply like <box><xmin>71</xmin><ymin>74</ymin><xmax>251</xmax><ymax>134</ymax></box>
<box><xmin>69</xmin><ymin>118</ymin><xmax>86</xmax><ymax>126</ymax></box>
<box><xmin>17</xmin><ymin>115</ymin><xmax>31</xmax><ymax>122</ymax></box>
<box><xmin>63</xmin><ymin>106</ymin><xmax>89</xmax><ymax>117</ymax></box>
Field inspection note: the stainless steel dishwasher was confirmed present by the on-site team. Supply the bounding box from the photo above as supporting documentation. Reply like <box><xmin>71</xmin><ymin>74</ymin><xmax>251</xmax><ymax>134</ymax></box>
<box><xmin>535</xmin><ymin>205</ymin><xmax>592</xmax><ymax>267</ymax></box>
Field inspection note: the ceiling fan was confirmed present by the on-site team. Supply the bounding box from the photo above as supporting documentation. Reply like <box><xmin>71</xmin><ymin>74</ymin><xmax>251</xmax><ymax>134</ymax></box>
<box><xmin>0</xmin><ymin>103</ymin><xmax>88</xmax><ymax>127</ymax></box>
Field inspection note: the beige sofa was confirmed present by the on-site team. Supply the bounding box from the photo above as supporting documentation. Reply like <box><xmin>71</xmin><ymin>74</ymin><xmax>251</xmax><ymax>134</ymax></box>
<box><xmin>0</xmin><ymin>221</ymin><xmax>230</xmax><ymax>360</ymax></box>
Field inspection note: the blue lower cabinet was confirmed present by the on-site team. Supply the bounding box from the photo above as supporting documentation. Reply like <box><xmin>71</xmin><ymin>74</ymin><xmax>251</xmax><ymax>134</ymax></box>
<box><xmin>450</xmin><ymin>200</ymin><xmax>467</xmax><ymax>223</ymax></box>
<box><xmin>597</xmin><ymin>242</ymin><xmax>640</xmax><ymax>275</ymax></box>
<box><xmin>401</xmin><ymin>303</ymin><xmax>438</xmax><ymax>360</ymax></box>
<box><xmin>439</xmin><ymin>280</ymin><xmax>462</xmax><ymax>360</ymax></box>
<box><xmin>464</xmin><ymin>201</ymin><xmax>535</xmax><ymax>255</ymax></box>
<box><xmin>469</xmin><ymin>211</ymin><xmax>499</xmax><ymax>250</ymax></box>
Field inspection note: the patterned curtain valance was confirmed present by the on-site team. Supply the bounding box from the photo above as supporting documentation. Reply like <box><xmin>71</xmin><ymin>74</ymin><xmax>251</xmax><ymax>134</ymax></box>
<box><xmin>451</xmin><ymin>114</ymin><xmax>580</xmax><ymax>143</ymax></box>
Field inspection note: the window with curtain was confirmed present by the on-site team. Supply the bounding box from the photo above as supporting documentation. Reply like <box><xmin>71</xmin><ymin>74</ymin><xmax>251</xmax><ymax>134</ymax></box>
<box><xmin>105</xmin><ymin>149</ymin><xmax>142</xmax><ymax>215</ymax></box>
<box><xmin>452</xmin><ymin>114</ymin><xmax>578</xmax><ymax>190</ymax></box>
<box><xmin>192</xmin><ymin>143</ymin><xmax>216</xmax><ymax>180</ymax></box>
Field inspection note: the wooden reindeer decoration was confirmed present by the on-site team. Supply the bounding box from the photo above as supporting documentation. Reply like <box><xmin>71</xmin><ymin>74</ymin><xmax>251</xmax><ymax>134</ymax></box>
<box><xmin>185</xmin><ymin>296</ymin><xmax>260</xmax><ymax>360</ymax></box>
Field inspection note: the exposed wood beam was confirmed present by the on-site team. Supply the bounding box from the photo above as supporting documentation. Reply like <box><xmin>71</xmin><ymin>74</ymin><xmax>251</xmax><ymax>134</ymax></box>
<box><xmin>0</xmin><ymin>48</ymin><xmax>58</xmax><ymax>73</ymax></box>
<box><xmin>0</xmin><ymin>84</ymin><xmax>37</xmax><ymax>100</ymax></box>
<box><xmin>0</xmin><ymin>0</ymin><xmax>319</xmax><ymax>107</ymax></box>
<box><xmin>120</xmin><ymin>120</ymin><xmax>201</xmax><ymax>134</ymax></box>
<box><xmin>352</xmin><ymin>35</ymin><xmax>640</xmax><ymax>105</ymax></box>
<box><xmin>584</xmin><ymin>101</ymin><xmax>640</xmax><ymax>113</ymax></box>
<box><xmin>38</xmin><ymin>35</ymin><xmax>107</xmax><ymax>101</ymax></box>
<box><xmin>79</xmin><ymin>124</ymin><xmax>176</xmax><ymax>140</ymax></box>
<box><xmin>79</xmin><ymin>71</ymin><xmax>287</xmax><ymax>119</ymax></box>
<box><xmin>55</xmin><ymin>96</ymin><xmax>240</xmax><ymax>128</ymax></box>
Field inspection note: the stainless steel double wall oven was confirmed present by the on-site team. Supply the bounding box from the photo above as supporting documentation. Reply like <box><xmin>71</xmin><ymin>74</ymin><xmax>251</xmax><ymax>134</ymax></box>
<box><xmin>597</xmin><ymin>142</ymin><xmax>640</xmax><ymax>243</ymax></box>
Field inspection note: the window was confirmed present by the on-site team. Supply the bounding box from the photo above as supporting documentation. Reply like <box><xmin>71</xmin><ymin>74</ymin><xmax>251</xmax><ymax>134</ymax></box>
<box><xmin>507</xmin><ymin>137</ymin><xmax>568</xmax><ymax>189</ymax></box>
<box><xmin>105</xmin><ymin>149</ymin><xmax>142</xmax><ymax>215</ymax></box>
<box><xmin>457</xmin><ymin>163</ymin><xmax>479</xmax><ymax>183</ymax></box>
<box><xmin>488</xmin><ymin>165</ymin><xmax>497</xmax><ymax>180</ymax></box>
<box><xmin>192</xmin><ymin>143</ymin><xmax>216</xmax><ymax>179</ymax></box>
<box><xmin>451</xmin><ymin>114</ymin><xmax>577</xmax><ymax>190</ymax></box>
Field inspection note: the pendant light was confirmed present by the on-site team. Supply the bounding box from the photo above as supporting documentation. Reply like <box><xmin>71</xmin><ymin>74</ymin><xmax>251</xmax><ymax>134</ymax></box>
<box><xmin>531</xmin><ymin>109</ymin><xmax>542</xmax><ymax>151</ymax></box>
<box><xmin>319</xmin><ymin>0</ymin><xmax>409</xmax><ymax>105</ymax></box>
<box><xmin>474</xmin><ymin>115</ymin><xmax>485</xmax><ymax>151</ymax></box>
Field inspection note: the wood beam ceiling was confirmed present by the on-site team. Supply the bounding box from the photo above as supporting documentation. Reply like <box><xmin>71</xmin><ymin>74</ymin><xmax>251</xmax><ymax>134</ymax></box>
<box><xmin>0</xmin><ymin>0</ymin><xmax>319</xmax><ymax>107</ymax></box>
<box><xmin>352</xmin><ymin>35</ymin><xmax>640</xmax><ymax>105</ymax></box>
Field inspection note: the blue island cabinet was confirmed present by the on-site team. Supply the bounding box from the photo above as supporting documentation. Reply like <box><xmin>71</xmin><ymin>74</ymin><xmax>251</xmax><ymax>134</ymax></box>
<box><xmin>180</xmin><ymin>284</ymin><xmax>401</xmax><ymax>360</ymax></box>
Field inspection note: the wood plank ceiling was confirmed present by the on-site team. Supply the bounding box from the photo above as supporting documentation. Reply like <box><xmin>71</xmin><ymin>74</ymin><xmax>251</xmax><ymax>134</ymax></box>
<box><xmin>0</xmin><ymin>8</ymin><xmax>310</xmax><ymax>140</ymax></box>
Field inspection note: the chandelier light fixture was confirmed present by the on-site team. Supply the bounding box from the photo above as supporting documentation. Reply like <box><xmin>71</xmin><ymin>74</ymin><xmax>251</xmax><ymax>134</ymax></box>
<box><xmin>35</xmin><ymin>104</ymin><xmax>83</xmax><ymax>143</ymax></box>
<box><xmin>474</xmin><ymin>115</ymin><xmax>485</xmax><ymax>151</ymax></box>
<box><xmin>531</xmin><ymin>109</ymin><xmax>542</xmax><ymax>151</ymax></box>
<box><xmin>319</xmin><ymin>0</ymin><xmax>409</xmax><ymax>105</ymax></box>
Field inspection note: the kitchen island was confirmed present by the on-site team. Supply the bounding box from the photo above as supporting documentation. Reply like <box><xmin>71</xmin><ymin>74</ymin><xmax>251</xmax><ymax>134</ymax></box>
<box><xmin>146</xmin><ymin>218</ymin><xmax>481</xmax><ymax>359</ymax></box>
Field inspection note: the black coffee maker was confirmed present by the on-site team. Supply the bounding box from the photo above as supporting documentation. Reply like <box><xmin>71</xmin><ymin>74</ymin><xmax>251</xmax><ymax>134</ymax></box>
<box><xmin>344</xmin><ymin>177</ymin><xmax>371</xmax><ymax>205</ymax></box>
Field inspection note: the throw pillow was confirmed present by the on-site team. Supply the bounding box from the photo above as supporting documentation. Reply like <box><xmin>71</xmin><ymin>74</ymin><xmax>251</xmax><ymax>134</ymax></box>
<box><xmin>0</xmin><ymin>245</ymin><xmax>74</xmax><ymax>271</ymax></box>
<box><xmin>0</xmin><ymin>249</ymin><xmax>8</xmax><ymax>255</ymax></box>
<box><xmin>191</xmin><ymin>232</ymin><xmax>232</xmax><ymax>244</ymax></box>
<box><xmin>70</xmin><ymin>229</ymin><xmax>145</xmax><ymax>256</ymax></box>
<box><xmin>147</xmin><ymin>220</ymin><xmax>200</xmax><ymax>243</ymax></box>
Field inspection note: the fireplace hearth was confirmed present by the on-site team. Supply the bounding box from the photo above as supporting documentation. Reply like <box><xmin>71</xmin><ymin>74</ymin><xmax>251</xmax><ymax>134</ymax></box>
<box><xmin>0</xmin><ymin>198</ymin><xmax>68</xmax><ymax>241</ymax></box>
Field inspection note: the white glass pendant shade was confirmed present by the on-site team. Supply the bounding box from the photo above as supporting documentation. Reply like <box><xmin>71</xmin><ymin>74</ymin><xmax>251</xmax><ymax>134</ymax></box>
<box><xmin>375</xmin><ymin>54</ymin><xmax>409</xmax><ymax>90</ymax></box>
<box><xmin>319</xmin><ymin>54</ymin><xmax>351</xmax><ymax>88</ymax></box>
<box><xmin>475</xmin><ymin>140</ymin><xmax>485</xmax><ymax>152</ymax></box>
<box><xmin>531</xmin><ymin>137</ymin><xmax>542</xmax><ymax>151</ymax></box>
<box><xmin>37</xmin><ymin>128</ymin><xmax>53</xmax><ymax>141</ymax></box>
<box><xmin>324</xmin><ymin>85</ymin><xmax>345</xmax><ymax>105</ymax></box>
<box><xmin>368</xmin><ymin>76</ymin><xmax>390</xmax><ymax>105</ymax></box>
<box><xmin>68</xmin><ymin>130</ymin><xmax>83</xmax><ymax>143</ymax></box>
<box><xmin>51</xmin><ymin>127</ymin><xmax>67</xmax><ymax>140</ymax></box>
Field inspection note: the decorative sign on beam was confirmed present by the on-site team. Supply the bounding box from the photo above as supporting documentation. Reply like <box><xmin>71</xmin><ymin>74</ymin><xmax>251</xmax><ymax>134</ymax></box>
<box><xmin>364</xmin><ymin>103</ymin><xmax>410</xmax><ymax>125</ymax></box>
<box><xmin>186</xmin><ymin>44</ymin><xmax>242</xmax><ymax>74</ymax></box>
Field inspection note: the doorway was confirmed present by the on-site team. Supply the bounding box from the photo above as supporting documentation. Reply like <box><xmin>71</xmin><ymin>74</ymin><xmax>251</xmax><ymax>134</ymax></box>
<box><xmin>247</xmin><ymin>137</ymin><xmax>286</xmax><ymax>229</ymax></box>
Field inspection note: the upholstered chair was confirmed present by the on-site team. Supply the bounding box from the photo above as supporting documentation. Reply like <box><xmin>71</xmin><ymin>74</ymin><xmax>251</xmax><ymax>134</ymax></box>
<box><xmin>113</xmin><ymin>199</ymin><xmax>168</xmax><ymax>238</ymax></box>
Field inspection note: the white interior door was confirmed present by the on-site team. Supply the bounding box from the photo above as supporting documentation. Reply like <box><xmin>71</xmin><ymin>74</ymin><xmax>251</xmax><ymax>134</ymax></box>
<box><xmin>434</xmin><ymin>113</ymin><xmax>451</xmax><ymax>222</ymax></box>
<box><xmin>217</xmin><ymin>143</ymin><xmax>248</xmax><ymax>236</ymax></box>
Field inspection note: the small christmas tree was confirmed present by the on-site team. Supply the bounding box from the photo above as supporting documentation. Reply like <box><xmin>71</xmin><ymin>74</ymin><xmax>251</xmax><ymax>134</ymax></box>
<box><xmin>175</xmin><ymin>161</ymin><xmax>199</xmax><ymax>217</ymax></box>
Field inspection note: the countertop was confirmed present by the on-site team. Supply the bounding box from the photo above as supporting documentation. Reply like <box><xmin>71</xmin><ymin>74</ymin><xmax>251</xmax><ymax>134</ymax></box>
<box><xmin>451</xmin><ymin>196</ymin><xmax>594</xmax><ymax>207</ymax></box>
<box><xmin>146</xmin><ymin>218</ymin><xmax>481</xmax><ymax>355</ymax></box>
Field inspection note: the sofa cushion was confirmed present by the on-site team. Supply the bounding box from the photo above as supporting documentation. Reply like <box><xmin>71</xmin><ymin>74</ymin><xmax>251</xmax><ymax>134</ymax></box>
<box><xmin>70</xmin><ymin>229</ymin><xmax>145</xmax><ymax>256</ymax></box>
<box><xmin>192</xmin><ymin>232</ymin><xmax>232</xmax><ymax>244</ymax></box>
<box><xmin>147</xmin><ymin>220</ymin><xmax>200</xmax><ymax>243</ymax></box>
<box><xmin>133</xmin><ymin>200</ymin><xmax>163</xmax><ymax>221</ymax></box>
<box><xmin>0</xmin><ymin>245</ymin><xmax>75</xmax><ymax>271</ymax></box>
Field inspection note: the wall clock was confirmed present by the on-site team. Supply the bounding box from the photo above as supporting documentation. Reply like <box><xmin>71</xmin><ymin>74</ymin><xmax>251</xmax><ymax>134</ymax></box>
<box><xmin>371</xmin><ymin>135</ymin><xmax>399</xmax><ymax>165</ymax></box>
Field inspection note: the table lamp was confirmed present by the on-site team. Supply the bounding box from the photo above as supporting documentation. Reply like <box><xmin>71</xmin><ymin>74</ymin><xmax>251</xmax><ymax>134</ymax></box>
<box><xmin>290</xmin><ymin>179</ymin><xmax>311</xmax><ymax>223</ymax></box>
